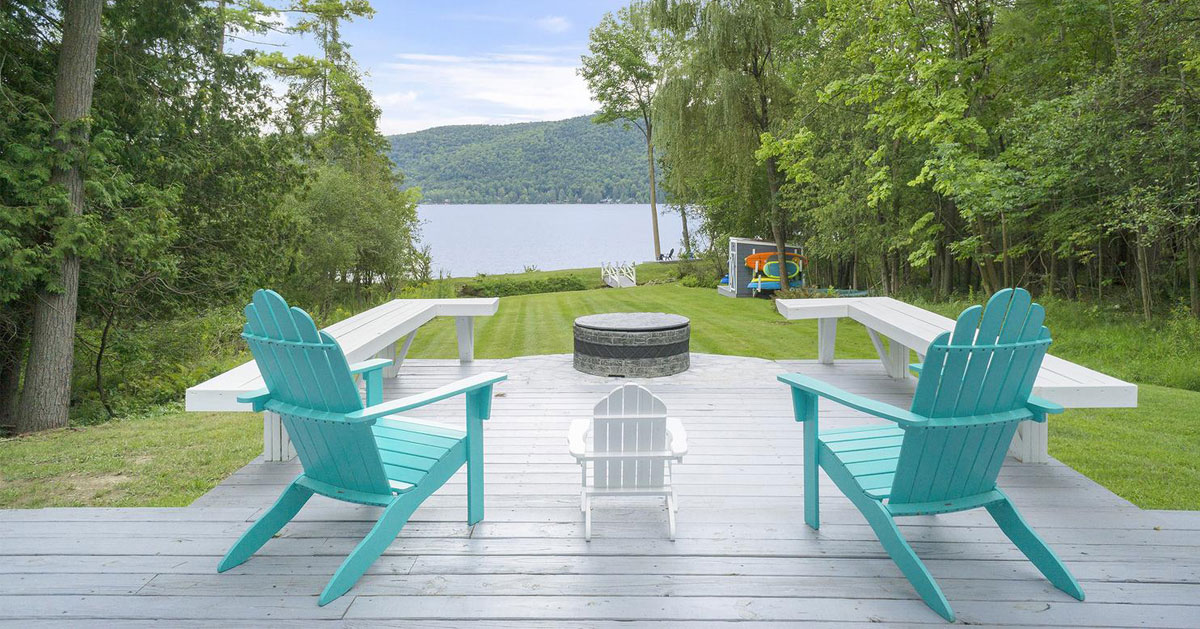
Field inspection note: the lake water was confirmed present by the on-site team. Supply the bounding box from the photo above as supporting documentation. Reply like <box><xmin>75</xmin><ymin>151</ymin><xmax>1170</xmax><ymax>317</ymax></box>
<box><xmin>416</xmin><ymin>204</ymin><xmax>688</xmax><ymax>277</ymax></box>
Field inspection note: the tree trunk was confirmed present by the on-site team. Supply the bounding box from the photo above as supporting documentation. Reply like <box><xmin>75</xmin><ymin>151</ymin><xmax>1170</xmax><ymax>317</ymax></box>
<box><xmin>1000</xmin><ymin>212</ymin><xmax>1011</xmax><ymax>287</ymax></box>
<box><xmin>0</xmin><ymin>354</ymin><xmax>19</xmax><ymax>435</ymax></box>
<box><xmin>0</xmin><ymin>314</ymin><xmax>28</xmax><ymax>434</ymax></box>
<box><xmin>95</xmin><ymin>305</ymin><xmax>116</xmax><ymax>420</ymax></box>
<box><xmin>679</xmin><ymin>206</ymin><xmax>691</xmax><ymax>257</ymax></box>
<box><xmin>764</xmin><ymin>155</ymin><xmax>791</xmax><ymax>289</ymax></box>
<box><xmin>16</xmin><ymin>0</ymin><xmax>103</xmax><ymax>433</ymax></box>
<box><xmin>1189</xmin><ymin>232</ymin><xmax>1199</xmax><ymax>317</ymax></box>
<box><xmin>1047</xmin><ymin>254</ymin><xmax>1057</xmax><ymax>298</ymax></box>
<box><xmin>1065</xmin><ymin>254</ymin><xmax>1077</xmax><ymax>299</ymax></box>
<box><xmin>217</xmin><ymin>0</ymin><xmax>226</xmax><ymax>55</ymax></box>
<box><xmin>852</xmin><ymin>251</ymin><xmax>859</xmax><ymax>290</ymax></box>
<box><xmin>647</xmin><ymin>139</ymin><xmax>662</xmax><ymax>259</ymax></box>
<box><xmin>879</xmin><ymin>252</ymin><xmax>890</xmax><ymax>295</ymax></box>
<box><xmin>1136</xmin><ymin>228</ymin><xmax>1152</xmax><ymax>321</ymax></box>
<box><xmin>941</xmin><ymin>245</ymin><xmax>952</xmax><ymax>296</ymax></box>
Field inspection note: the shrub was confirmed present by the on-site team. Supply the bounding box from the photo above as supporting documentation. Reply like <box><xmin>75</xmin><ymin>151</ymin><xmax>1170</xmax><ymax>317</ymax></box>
<box><xmin>458</xmin><ymin>275</ymin><xmax>588</xmax><ymax>298</ymax></box>
<box><xmin>774</xmin><ymin>285</ymin><xmax>839</xmax><ymax>300</ymax></box>
<box><xmin>675</xmin><ymin>248</ymin><xmax>726</xmax><ymax>287</ymax></box>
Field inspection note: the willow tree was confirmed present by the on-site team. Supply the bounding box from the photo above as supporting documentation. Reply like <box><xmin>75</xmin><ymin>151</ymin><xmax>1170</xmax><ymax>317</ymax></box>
<box><xmin>15</xmin><ymin>0</ymin><xmax>104</xmax><ymax>433</ymax></box>
<box><xmin>652</xmin><ymin>0</ymin><xmax>798</xmax><ymax>276</ymax></box>
<box><xmin>580</xmin><ymin>2</ymin><xmax>667</xmax><ymax>259</ymax></box>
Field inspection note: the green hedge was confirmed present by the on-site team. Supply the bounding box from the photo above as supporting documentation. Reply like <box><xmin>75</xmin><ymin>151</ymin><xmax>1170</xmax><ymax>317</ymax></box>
<box><xmin>458</xmin><ymin>276</ymin><xmax>589</xmax><ymax>298</ymax></box>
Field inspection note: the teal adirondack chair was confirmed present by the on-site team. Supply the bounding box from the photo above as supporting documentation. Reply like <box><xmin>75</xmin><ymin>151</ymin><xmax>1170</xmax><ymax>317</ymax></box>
<box><xmin>777</xmin><ymin>288</ymin><xmax>1084</xmax><ymax>621</ymax></box>
<box><xmin>218</xmin><ymin>289</ymin><xmax>506</xmax><ymax>605</ymax></box>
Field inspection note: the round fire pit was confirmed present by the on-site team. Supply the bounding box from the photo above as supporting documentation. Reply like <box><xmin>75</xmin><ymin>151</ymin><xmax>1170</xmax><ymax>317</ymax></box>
<box><xmin>573</xmin><ymin>313</ymin><xmax>690</xmax><ymax>378</ymax></box>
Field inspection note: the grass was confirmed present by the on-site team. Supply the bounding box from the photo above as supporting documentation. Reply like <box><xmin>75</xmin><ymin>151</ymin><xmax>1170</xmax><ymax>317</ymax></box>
<box><xmin>0</xmin><ymin>406</ymin><xmax>258</xmax><ymax>508</ymax></box>
<box><xmin>1053</xmin><ymin>384</ymin><xmax>1200</xmax><ymax>510</ymax></box>
<box><xmin>912</xmin><ymin>294</ymin><xmax>1200</xmax><ymax>393</ymax></box>
<box><xmin>2</xmin><ymin>267</ymin><xmax>1197</xmax><ymax>510</ymax></box>
<box><xmin>407</xmin><ymin>283</ymin><xmax>880</xmax><ymax>360</ymax></box>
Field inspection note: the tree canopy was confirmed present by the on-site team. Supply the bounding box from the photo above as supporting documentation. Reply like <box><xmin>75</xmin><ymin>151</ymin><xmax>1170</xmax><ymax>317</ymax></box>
<box><xmin>647</xmin><ymin>0</ymin><xmax>1199</xmax><ymax>318</ymax></box>
<box><xmin>0</xmin><ymin>0</ymin><xmax>425</xmax><ymax>431</ymax></box>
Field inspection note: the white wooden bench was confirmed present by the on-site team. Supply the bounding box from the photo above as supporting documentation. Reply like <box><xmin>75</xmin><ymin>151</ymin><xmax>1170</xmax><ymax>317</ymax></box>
<box><xmin>186</xmin><ymin>297</ymin><xmax>499</xmax><ymax>461</ymax></box>
<box><xmin>775</xmin><ymin>296</ymin><xmax>1137</xmax><ymax>463</ymax></box>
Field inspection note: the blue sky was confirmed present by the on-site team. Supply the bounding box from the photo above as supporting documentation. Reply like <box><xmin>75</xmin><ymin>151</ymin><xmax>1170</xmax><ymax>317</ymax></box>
<box><xmin>246</xmin><ymin>1</ymin><xmax>629</xmax><ymax>134</ymax></box>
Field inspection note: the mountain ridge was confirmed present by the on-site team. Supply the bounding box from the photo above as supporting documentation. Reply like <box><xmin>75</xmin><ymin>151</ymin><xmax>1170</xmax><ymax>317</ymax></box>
<box><xmin>386</xmin><ymin>115</ymin><xmax>651</xmax><ymax>204</ymax></box>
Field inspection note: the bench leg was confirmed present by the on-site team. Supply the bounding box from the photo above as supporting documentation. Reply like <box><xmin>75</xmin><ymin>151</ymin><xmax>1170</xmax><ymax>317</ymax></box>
<box><xmin>263</xmin><ymin>411</ymin><xmax>295</xmax><ymax>462</ymax></box>
<box><xmin>817</xmin><ymin>318</ymin><xmax>837</xmax><ymax>365</ymax></box>
<box><xmin>456</xmin><ymin>316</ymin><xmax>475</xmax><ymax>363</ymax></box>
<box><xmin>886</xmin><ymin>339</ymin><xmax>909</xmax><ymax>379</ymax></box>
<box><xmin>867</xmin><ymin>330</ymin><xmax>909</xmax><ymax>380</ymax></box>
<box><xmin>1008</xmin><ymin>420</ymin><xmax>1049</xmax><ymax>463</ymax></box>
<box><xmin>379</xmin><ymin>330</ymin><xmax>418</xmax><ymax>379</ymax></box>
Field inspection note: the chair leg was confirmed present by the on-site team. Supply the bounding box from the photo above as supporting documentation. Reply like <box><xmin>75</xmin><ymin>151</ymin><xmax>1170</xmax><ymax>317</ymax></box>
<box><xmin>318</xmin><ymin>494</ymin><xmax>420</xmax><ymax>606</ymax></box>
<box><xmin>804</xmin><ymin>420</ymin><xmax>819</xmax><ymax>530</ymax></box>
<box><xmin>666</xmin><ymin>493</ymin><xmax>677</xmax><ymax>541</ymax></box>
<box><xmin>584</xmin><ymin>497</ymin><xmax>592</xmax><ymax>542</ymax></box>
<box><xmin>467</xmin><ymin>432</ymin><xmax>484</xmax><ymax>526</ymax></box>
<box><xmin>860</xmin><ymin>499</ymin><xmax>955</xmax><ymax>622</ymax></box>
<box><xmin>218</xmin><ymin>479</ymin><xmax>313</xmax><ymax>573</ymax></box>
<box><xmin>986</xmin><ymin>493</ymin><xmax>1085</xmax><ymax>601</ymax></box>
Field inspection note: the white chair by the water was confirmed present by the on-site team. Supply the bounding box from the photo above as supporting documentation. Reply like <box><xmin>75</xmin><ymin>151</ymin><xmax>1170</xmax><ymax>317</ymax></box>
<box><xmin>568</xmin><ymin>384</ymin><xmax>688</xmax><ymax>540</ymax></box>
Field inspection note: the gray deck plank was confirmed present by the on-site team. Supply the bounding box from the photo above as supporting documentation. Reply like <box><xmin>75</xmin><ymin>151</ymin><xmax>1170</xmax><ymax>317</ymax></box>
<box><xmin>1</xmin><ymin>354</ymin><xmax>1196</xmax><ymax>626</ymax></box>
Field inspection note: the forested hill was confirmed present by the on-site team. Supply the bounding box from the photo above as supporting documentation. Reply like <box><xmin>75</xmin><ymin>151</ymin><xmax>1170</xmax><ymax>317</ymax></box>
<box><xmin>386</xmin><ymin>115</ymin><xmax>650</xmax><ymax>204</ymax></box>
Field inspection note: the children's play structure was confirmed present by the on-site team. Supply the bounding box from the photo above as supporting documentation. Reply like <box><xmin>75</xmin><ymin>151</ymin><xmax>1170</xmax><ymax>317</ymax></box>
<box><xmin>718</xmin><ymin>237</ymin><xmax>806</xmax><ymax>297</ymax></box>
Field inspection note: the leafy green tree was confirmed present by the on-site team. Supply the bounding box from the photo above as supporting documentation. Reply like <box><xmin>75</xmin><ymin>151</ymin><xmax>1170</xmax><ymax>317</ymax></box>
<box><xmin>14</xmin><ymin>0</ymin><xmax>104</xmax><ymax>433</ymax></box>
<box><xmin>282</xmin><ymin>163</ymin><xmax>421</xmax><ymax>305</ymax></box>
<box><xmin>653</xmin><ymin>0</ymin><xmax>799</xmax><ymax>274</ymax></box>
<box><xmin>581</xmin><ymin>1</ymin><xmax>667</xmax><ymax>258</ymax></box>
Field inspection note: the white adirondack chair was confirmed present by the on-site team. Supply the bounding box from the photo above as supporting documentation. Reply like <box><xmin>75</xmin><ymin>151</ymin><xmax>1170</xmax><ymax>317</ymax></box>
<box><xmin>568</xmin><ymin>384</ymin><xmax>688</xmax><ymax>540</ymax></box>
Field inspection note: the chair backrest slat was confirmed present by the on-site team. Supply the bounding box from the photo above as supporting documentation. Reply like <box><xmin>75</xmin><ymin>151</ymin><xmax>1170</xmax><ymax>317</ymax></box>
<box><xmin>591</xmin><ymin>384</ymin><xmax>669</xmax><ymax>491</ymax></box>
<box><xmin>243</xmin><ymin>289</ymin><xmax>390</xmax><ymax>496</ymax></box>
<box><xmin>891</xmin><ymin>289</ymin><xmax>1050</xmax><ymax>505</ymax></box>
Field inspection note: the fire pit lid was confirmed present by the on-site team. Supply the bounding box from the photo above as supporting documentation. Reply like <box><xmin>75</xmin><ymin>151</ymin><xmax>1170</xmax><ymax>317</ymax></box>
<box><xmin>574</xmin><ymin>312</ymin><xmax>689</xmax><ymax>332</ymax></box>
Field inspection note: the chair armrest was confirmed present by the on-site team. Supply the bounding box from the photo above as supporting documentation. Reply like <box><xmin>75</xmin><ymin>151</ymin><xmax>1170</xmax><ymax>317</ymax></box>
<box><xmin>345</xmin><ymin>372</ymin><xmax>507</xmax><ymax>422</ymax></box>
<box><xmin>568</xmin><ymin>419</ymin><xmax>589</xmax><ymax>459</ymax></box>
<box><xmin>909</xmin><ymin>362</ymin><xmax>923</xmax><ymax>376</ymax></box>
<box><xmin>349</xmin><ymin>358</ymin><xmax>392</xmax><ymax>375</ymax></box>
<box><xmin>236</xmin><ymin>387</ymin><xmax>271</xmax><ymax>411</ymax></box>
<box><xmin>1027</xmin><ymin>395</ymin><xmax>1064</xmax><ymax>423</ymax></box>
<box><xmin>777</xmin><ymin>373</ymin><xmax>928</xmax><ymax>427</ymax></box>
<box><xmin>349</xmin><ymin>359</ymin><xmax>394</xmax><ymax>406</ymax></box>
<box><xmin>666</xmin><ymin>417</ymin><xmax>688</xmax><ymax>458</ymax></box>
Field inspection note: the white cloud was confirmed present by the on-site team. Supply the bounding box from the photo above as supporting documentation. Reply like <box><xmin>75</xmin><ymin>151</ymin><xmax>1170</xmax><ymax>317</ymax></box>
<box><xmin>536</xmin><ymin>16</ymin><xmax>571</xmax><ymax>33</ymax></box>
<box><xmin>373</xmin><ymin>51</ymin><xmax>597</xmax><ymax>134</ymax></box>
<box><xmin>376</xmin><ymin>90</ymin><xmax>418</xmax><ymax>107</ymax></box>
<box><xmin>394</xmin><ymin>53</ymin><xmax>473</xmax><ymax>63</ymax></box>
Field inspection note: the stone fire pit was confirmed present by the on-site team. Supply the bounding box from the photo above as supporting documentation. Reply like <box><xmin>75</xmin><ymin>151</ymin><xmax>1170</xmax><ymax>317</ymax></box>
<box><xmin>573</xmin><ymin>312</ymin><xmax>690</xmax><ymax>377</ymax></box>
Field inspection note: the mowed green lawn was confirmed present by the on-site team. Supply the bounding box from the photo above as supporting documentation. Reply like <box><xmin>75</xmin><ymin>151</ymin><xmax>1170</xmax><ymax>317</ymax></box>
<box><xmin>2</xmin><ymin>280</ymin><xmax>1196</xmax><ymax>510</ymax></box>
<box><xmin>408</xmin><ymin>283</ymin><xmax>879</xmax><ymax>359</ymax></box>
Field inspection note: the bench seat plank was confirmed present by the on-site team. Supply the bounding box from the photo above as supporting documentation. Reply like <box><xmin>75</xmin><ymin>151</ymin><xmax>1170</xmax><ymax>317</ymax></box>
<box><xmin>776</xmin><ymin>296</ymin><xmax>1136</xmax><ymax>409</ymax></box>
<box><xmin>185</xmin><ymin>298</ymin><xmax>499</xmax><ymax>412</ymax></box>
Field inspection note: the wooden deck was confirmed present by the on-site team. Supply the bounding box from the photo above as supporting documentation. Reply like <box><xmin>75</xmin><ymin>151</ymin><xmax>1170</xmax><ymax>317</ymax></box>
<box><xmin>3</xmin><ymin>354</ymin><xmax>1198</xmax><ymax>626</ymax></box>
